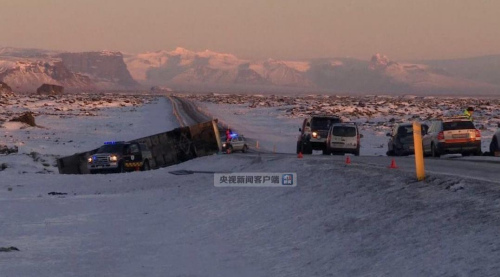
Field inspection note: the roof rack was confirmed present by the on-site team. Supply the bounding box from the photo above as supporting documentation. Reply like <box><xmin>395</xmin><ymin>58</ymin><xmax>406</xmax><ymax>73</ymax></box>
<box><xmin>441</xmin><ymin>115</ymin><xmax>471</xmax><ymax>121</ymax></box>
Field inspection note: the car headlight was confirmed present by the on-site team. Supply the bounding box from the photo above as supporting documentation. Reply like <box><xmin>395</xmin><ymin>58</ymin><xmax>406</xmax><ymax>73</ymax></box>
<box><xmin>109</xmin><ymin>155</ymin><xmax>118</xmax><ymax>162</ymax></box>
<box><xmin>222</xmin><ymin>143</ymin><xmax>226</xmax><ymax>147</ymax></box>
<box><xmin>87</xmin><ymin>157</ymin><xmax>93</xmax><ymax>163</ymax></box>
<box><xmin>312</xmin><ymin>132</ymin><xmax>318</xmax><ymax>138</ymax></box>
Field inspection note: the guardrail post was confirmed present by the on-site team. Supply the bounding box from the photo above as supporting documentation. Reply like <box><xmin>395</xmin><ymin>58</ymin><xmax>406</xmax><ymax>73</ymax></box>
<box><xmin>413</xmin><ymin>121</ymin><xmax>425</xmax><ymax>181</ymax></box>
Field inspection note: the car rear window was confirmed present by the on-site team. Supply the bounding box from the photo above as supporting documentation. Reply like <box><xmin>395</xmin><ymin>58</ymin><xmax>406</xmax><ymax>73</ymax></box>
<box><xmin>332</xmin><ymin>126</ymin><xmax>356</xmax><ymax>137</ymax></box>
<box><xmin>443</xmin><ymin>121</ymin><xmax>475</xmax><ymax>131</ymax></box>
<box><xmin>311</xmin><ymin>117</ymin><xmax>341</xmax><ymax>130</ymax></box>
<box><xmin>397</xmin><ymin>126</ymin><xmax>413</xmax><ymax>137</ymax></box>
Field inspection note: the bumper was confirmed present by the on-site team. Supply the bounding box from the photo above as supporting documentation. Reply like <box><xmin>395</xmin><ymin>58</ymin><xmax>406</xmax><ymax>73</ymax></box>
<box><xmin>88</xmin><ymin>163</ymin><xmax>118</xmax><ymax>172</ymax></box>
<box><xmin>310</xmin><ymin>139</ymin><xmax>327</xmax><ymax>150</ymax></box>
<box><xmin>437</xmin><ymin>141</ymin><xmax>481</xmax><ymax>154</ymax></box>
<box><xmin>329</xmin><ymin>147</ymin><xmax>358</xmax><ymax>154</ymax></box>
<box><xmin>396</xmin><ymin>144</ymin><xmax>415</xmax><ymax>155</ymax></box>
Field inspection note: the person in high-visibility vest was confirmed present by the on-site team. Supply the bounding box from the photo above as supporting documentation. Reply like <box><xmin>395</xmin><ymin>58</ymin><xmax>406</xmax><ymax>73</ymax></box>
<box><xmin>463</xmin><ymin>107</ymin><xmax>474</xmax><ymax>121</ymax></box>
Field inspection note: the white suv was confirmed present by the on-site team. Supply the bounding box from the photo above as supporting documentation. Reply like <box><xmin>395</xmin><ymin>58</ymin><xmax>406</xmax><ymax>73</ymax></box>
<box><xmin>325</xmin><ymin>123</ymin><xmax>361</xmax><ymax>156</ymax></box>
<box><xmin>422</xmin><ymin>116</ymin><xmax>481</xmax><ymax>157</ymax></box>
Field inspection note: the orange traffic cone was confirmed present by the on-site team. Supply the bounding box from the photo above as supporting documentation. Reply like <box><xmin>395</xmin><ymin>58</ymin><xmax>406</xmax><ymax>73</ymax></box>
<box><xmin>298</xmin><ymin>152</ymin><xmax>303</xmax><ymax>159</ymax></box>
<box><xmin>388</xmin><ymin>158</ymin><xmax>398</xmax><ymax>169</ymax></box>
<box><xmin>345</xmin><ymin>155</ymin><xmax>351</xmax><ymax>165</ymax></box>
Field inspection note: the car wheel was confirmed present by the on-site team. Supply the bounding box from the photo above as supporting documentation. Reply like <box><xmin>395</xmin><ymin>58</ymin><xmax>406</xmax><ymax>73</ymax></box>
<box><xmin>354</xmin><ymin>149</ymin><xmax>360</xmax><ymax>156</ymax></box>
<box><xmin>422</xmin><ymin>143</ymin><xmax>429</xmax><ymax>157</ymax></box>
<box><xmin>386</xmin><ymin>150</ymin><xmax>394</xmax><ymax>156</ymax></box>
<box><xmin>490</xmin><ymin>138</ymin><xmax>498</xmax><ymax>155</ymax></box>
<box><xmin>303</xmin><ymin>143</ymin><xmax>313</xmax><ymax>154</ymax></box>
<box><xmin>242</xmin><ymin>145</ymin><xmax>248</xmax><ymax>153</ymax></box>
<box><xmin>142</xmin><ymin>160</ymin><xmax>150</xmax><ymax>171</ymax></box>
<box><xmin>473</xmin><ymin>148</ymin><xmax>482</xmax><ymax>156</ymax></box>
<box><xmin>118</xmin><ymin>162</ymin><xmax>126</xmax><ymax>173</ymax></box>
<box><xmin>394</xmin><ymin>145</ymin><xmax>403</xmax><ymax>156</ymax></box>
<box><xmin>431</xmin><ymin>143</ymin><xmax>440</xmax><ymax>158</ymax></box>
<box><xmin>322</xmin><ymin>149</ymin><xmax>330</xmax><ymax>155</ymax></box>
<box><xmin>296</xmin><ymin>141</ymin><xmax>302</xmax><ymax>154</ymax></box>
<box><xmin>227</xmin><ymin>145</ymin><xmax>233</xmax><ymax>154</ymax></box>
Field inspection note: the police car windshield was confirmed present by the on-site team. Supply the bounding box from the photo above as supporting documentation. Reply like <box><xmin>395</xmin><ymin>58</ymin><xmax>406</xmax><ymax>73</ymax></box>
<box><xmin>311</xmin><ymin>117</ymin><xmax>340</xmax><ymax>130</ymax></box>
<box><xmin>332</xmin><ymin>126</ymin><xmax>356</xmax><ymax>137</ymax></box>
<box><xmin>97</xmin><ymin>144</ymin><xmax>124</xmax><ymax>153</ymax></box>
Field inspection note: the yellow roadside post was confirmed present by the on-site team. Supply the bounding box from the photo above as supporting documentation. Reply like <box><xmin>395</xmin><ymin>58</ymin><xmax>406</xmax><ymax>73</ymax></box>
<box><xmin>413</xmin><ymin>121</ymin><xmax>425</xmax><ymax>181</ymax></box>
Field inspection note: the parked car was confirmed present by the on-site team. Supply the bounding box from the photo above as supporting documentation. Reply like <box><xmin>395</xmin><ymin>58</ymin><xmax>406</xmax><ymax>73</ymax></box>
<box><xmin>325</xmin><ymin>123</ymin><xmax>361</xmax><ymax>156</ymax></box>
<box><xmin>222</xmin><ymin>134</ymin><xmax>248</xmax><ymax>153</ymax></box>
<box><xmin>386</xmin><ymin>123</ymin><xmax>428</xmax><ymax>156</ymax></box>
<box><xmin>422</xmin><ymin>116</ymin><xmax>481</xmax><ymax>157</ymax></box>
<box><xmin>490</xmin><ymin>123</ymin><xmax>500</xmax><ymax>155</ymax></box>
<box><xmin>297</xmin><ymin>115</ymin><xmax>342</xmax><ymax>155</ymax></box>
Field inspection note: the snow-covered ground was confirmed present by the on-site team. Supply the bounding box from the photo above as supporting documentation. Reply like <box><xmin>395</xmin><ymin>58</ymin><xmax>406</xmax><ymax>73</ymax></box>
<box><xmin>2</xmin><ymin>93</ymin><xmax>500</xmax><ymax>276</ymax></box>
<box><xmin>1</xmin><ymin>94</ymin><xmax>179</xmax><ymax>173</ymax></box>
<box><xmin>185</xmin><ymin>93</ymin><xmax>500</xmax><ymax>155</ymax></box>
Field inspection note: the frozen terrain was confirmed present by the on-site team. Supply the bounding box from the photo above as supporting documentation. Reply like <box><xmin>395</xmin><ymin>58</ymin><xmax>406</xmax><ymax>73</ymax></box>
<box><xmin>1</xmin><ymin>93</ymin><xmax>500</xmax><ymax>277</ymax></box>
<box><xmin>183</xmin><ymin>93</ymin><xmax>500</xmax><ymax>155</ymax></box>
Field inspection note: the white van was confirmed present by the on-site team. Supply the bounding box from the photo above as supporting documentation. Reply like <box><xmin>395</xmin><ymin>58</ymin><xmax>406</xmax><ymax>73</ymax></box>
<box><xmin>325</xmin><ymin>123</ymin><xmax>361</xmax><ymax>156</ymax></box>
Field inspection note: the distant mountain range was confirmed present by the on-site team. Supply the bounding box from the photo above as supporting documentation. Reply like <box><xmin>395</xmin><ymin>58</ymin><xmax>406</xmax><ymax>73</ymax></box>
<box><xmin>1</xmin><ymin>46</ymin><xmax>499</xmax><ymax>95</ymax></box>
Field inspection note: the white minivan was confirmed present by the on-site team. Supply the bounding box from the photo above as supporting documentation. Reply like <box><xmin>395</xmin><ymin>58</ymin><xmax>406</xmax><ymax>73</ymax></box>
<box><xmin>325</xmin><ymin>123</ymin><xmax>361</xmax><ymax>156</ymax></box>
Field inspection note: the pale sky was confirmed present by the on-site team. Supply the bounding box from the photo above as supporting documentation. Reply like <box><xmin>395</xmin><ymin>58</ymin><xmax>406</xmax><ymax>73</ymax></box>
<box><xmin>1</xmin><ymin>0</ymin><xmax>499</xmax><ymax>61</ymax></box>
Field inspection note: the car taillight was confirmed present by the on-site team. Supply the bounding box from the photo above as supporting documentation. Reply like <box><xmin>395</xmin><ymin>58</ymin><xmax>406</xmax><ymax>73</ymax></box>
<box><xmin>475</xmin><ymin>129</ymin><xmax>481</xmax><ymax>138</ymax></box>
<box><xmin>437</xmin><ymin>132</ymin><xmax>444</xmax><ymax>140</ymax></box>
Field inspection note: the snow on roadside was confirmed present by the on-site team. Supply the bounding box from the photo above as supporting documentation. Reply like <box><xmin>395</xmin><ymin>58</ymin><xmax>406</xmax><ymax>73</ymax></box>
<box><xmin>2</xmin><ymin>153</ymin><xmax>500</xmax><ymax>276</ymax></box>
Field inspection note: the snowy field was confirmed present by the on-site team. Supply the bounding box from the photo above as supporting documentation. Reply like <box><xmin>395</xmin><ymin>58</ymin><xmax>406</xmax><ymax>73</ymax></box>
<box><xmin>185</xmin><ymin>93</ymin><xmax>500</xmax><ymax>155</ymax></box>
<box><xmin>2</xmin><ymin>92</ymin><xmax>500</xmax><ymax>276</ymax></box>
<box><xmin>0</xmin><ymin>93</ymin><xmax>179</xmax><ymax>173</ymax></box>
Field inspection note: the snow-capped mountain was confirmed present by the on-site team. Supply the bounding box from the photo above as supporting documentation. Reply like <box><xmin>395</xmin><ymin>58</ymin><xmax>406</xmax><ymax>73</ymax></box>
<box><xmin>0</xmin><ymin>60</ymin><xmax>93</xmax><ymax>92</ymax></box>
<box><xmin>2</xmin><ymin>46</ymin><xmax>500</xmax><ymax>95</ymax></box>
<box><xmin>125</xmin><ymin>48</ymin><xmax>500</xmax><ymax>95</ymax></box>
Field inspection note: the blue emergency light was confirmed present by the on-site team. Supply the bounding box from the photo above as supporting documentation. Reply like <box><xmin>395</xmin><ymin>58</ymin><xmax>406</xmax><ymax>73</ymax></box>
<box><xmin>104</xmin><ymin>141</ymin><xmax>125</xmax><ymax>145</ymax></box>
<box><xmin>230</xmin><ymin>133</ymin><xmax>238</xmax><ymax>138</ymax></box>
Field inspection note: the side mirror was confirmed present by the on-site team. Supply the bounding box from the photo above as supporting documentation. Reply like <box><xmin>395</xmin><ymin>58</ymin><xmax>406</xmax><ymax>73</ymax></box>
<box><xmin>497</xmin><ymin>123</ymin><xmax>500</xmax><ymax>128</ymax></box>
<box><xmin>386</xmin><ymin>132</ymin><xmax>391</xmax><ymax>137</ymax></box>
<box><xmin>299</xmin><ymin>128</ymin><xmax>302</xmax><ymax>132</ymax></box>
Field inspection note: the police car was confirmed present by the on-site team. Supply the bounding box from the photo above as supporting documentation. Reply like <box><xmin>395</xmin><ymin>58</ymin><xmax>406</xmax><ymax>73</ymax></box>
<box><xmin>87</xmin><ymin>141</ymin><xmax>155</xmax><ymax>173</ymax></box>
<box><xmin>222</xmin><ymin>134</ymin><xmax>249</xmax><ymax>153</ymax></box>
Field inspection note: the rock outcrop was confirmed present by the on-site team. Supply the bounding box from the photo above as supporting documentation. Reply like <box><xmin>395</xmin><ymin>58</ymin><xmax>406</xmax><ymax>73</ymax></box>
<box><xmin>0</xmin><ymin>82</ymin><xmax>12</xmax><ymax>94</ymax></box>
<box><xmin>10</xmin><ymin>111</ymin><xmax>36</xmax><ymax>126</ymax></box>
<box><xmin>59</xmin><ymin>51</ymin><xmax>139</xmax><ymax>89</ymax></box>
<box><xmin>37</xmin><ymin>83</ymin><xmax>64</xmax><ymax>95</ymax></box>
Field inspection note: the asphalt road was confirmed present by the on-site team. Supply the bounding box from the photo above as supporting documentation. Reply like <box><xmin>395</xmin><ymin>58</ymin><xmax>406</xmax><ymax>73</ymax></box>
<box><xmin>171</xmin><ymin>96</ymin><xmax>500</xmax><ymax>184</ymax></box>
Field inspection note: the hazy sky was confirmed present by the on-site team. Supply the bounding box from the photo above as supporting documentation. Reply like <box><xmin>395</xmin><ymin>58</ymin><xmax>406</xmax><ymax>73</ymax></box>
<box><xmin>1</xmin><ymin>0</ymin><xmax>499</xmax><ymax>61</ymax></box>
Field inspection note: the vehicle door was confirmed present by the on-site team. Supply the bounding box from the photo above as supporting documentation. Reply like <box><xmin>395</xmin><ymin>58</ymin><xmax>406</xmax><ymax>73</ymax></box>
<box><xmin>388</xmin><ymin>124</ymin><xmax>397</xmax><ymax>151</ymax></box>
<box><xmin>231</xmin><ymin>137</ymin><xmax>242</xmax><ymax>151</ymax></box>
<box><xmin>422</xmin><ymin>121</ymin><xmax>438</xmax><ymax>152</ymax></box>
<box><xmin>128</xmin><ymin>143</ymin><xmax>142</xmax><ymax>163</ymax></box>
